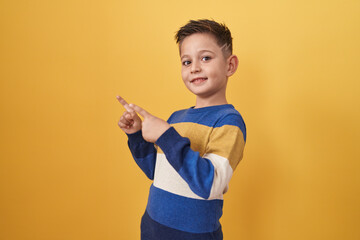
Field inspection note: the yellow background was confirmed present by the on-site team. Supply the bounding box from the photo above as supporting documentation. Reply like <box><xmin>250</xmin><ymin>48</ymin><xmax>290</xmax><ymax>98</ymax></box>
<box><xmin>1</xmin><ymin>0</ymin><xmax>359</xmax><ymax>239</ymax></box>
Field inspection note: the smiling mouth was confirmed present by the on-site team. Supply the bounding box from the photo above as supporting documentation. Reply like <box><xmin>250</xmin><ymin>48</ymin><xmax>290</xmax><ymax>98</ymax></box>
<box><xmin>191</xmin><ymin>77</ymin><xmax>208</xmax><ymax>84</ymax></box>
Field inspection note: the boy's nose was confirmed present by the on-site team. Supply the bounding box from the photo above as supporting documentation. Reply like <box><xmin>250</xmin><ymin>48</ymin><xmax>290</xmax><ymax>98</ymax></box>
<box><xmin>191</xmin><ymin>60</ymin><xmax>201</xmax><ymax>73</ymax></box>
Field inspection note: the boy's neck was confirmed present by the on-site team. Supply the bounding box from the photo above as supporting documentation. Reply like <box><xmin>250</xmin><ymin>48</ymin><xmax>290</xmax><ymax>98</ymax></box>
<box><xmin>194</xmin><ymin>94</ymin><xmax>228</xmax><ymax>109</ymax></box>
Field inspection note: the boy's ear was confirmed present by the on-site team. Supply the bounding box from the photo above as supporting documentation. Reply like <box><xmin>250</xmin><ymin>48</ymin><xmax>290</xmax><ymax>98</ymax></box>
<box><xmin>226</xmin><ymin>55</ymin><xmax>239</xmax><ymax>77</ymax></box>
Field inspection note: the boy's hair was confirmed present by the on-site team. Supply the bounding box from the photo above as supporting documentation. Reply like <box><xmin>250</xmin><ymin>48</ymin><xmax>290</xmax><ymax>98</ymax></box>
<box><xmin>175</xmin><ymin>19</ymin><xmax>233</xmax><ymax>57</ymax></box>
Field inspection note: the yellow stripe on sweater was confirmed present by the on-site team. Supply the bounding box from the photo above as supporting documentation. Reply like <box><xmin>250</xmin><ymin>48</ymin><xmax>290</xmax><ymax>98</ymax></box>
<box><xmin>205</xmin><ymin>125</ymin><xmax>245</xmax><ymax>170</ymax></box>
<box><xmin>157</xmin><ymin>122</ymin><xmax>245</xmax><ymax>171</ymax></box>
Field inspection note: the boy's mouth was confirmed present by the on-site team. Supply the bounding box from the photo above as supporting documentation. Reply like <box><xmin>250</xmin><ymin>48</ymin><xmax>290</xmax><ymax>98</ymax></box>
<box><xmin>190</xmin><ymin>77</ymin><xmax>208</xmax><ymax>84</ymax></box>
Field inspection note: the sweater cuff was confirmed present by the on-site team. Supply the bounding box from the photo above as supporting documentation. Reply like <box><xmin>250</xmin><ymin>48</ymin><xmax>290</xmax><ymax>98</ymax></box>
<box><xmin>126</xmin><ymin>130</ymin><xmax>144</xmax><ymax>144</ymax></box>
<box><xmin>156</xmin><ymin>127</ymin><xmax>184</xmax><ymax>152</ymax></box>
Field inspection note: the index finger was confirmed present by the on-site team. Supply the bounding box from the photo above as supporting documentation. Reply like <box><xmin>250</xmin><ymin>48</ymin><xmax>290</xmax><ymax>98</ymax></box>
<box><xmin>129</xmin><ymin>104</ymin><xmax>151</xmax><ymax>118</ymax></box>
<box><xmin>116</xmin><ymin>96</ymin><xmax>134</xmax><ymax>112</ymax></box>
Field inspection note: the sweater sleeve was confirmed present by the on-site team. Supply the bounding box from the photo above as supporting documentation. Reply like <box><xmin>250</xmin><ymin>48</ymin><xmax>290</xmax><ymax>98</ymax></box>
<box><xmin>155</xmin><ymin>114</ymin><xmax>246</xmax><ymax>199</ymax></box>
<box><xmin>127</xmin><ymin>130</ymin><xmax>157</xmax><ymax>180</ymax></box>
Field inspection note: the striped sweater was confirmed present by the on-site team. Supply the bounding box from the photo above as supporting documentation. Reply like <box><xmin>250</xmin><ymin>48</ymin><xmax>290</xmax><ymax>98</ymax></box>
<box><xmin>127</xmin><ymin>104</ymin><xmax>246</xmax><ymax>240</ymax></box>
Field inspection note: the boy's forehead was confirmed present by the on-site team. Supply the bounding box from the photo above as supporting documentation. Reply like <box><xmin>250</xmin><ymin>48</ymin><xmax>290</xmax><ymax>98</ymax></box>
<box><xmin>179</xmin><ymin>33</ymin><xmax>219</xmax><ymax>54</ymax></box>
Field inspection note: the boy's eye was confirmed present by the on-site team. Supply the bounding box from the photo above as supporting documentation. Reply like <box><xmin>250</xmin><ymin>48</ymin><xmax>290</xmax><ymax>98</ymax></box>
<box><xmin>202</xmin><ymin>56</ymin><xmax>211</xmax><ymax>61</ymax></box>
<box><xmin>182</xmin><ymin>60</ymin><xmax>191</xmax><ymax>66</ymax></box>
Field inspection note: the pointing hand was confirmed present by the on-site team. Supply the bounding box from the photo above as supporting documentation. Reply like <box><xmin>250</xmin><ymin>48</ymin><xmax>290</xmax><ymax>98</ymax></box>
<box><xmin>116</xmin><ymin>96</ymin><xmax>142</xmax><ymax>134</ymax></box>
<box><xmin>129</xmin><ymin>103</ymin><xmax>171</xmax><ymax>143</ymax></box>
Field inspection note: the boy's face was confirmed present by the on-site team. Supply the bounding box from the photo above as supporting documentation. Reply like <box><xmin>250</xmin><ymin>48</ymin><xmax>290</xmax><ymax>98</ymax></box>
<box><xmin>179</xmin><ymin>33</ymin><xmax>230</xmax><ymax>100</ymax></box>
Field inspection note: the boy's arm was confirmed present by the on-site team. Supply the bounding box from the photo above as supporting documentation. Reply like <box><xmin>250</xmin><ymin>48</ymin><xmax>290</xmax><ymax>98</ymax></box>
<box><xmin>126</xmin><ymin>130</ymin><xmax>157</xmax><ymax>180</ymax></box>
<box><xmin>156</xmin><ymin>114</ymin><xmax>246</xmax><ymax>199</ymax></box>
<box><xmin>117</xmin><ymin>96</ymin><xmax>157</xmax><ymax>180</ymax></box>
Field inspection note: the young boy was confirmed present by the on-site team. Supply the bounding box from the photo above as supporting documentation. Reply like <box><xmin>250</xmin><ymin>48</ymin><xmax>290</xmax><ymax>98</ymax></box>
<box><xmin>117</xmin><ymin>19</ymin><xmax>246</xmax><ymax>240</ymax></box>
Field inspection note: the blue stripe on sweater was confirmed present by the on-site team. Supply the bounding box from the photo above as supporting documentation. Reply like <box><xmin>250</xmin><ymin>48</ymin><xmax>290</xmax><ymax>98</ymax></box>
<box><xmin>146</xmin><ymin>185</ymin><xmax>223</xmax><ymax>233</ymax></box>
<box><xmin>168</xmin><ymin>104</ymin><xmax>247</xmax><ymax>141</ymax></box>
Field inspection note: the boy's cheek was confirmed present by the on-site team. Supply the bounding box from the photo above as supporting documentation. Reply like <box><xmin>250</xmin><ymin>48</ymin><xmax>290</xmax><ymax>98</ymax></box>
<box><xmin>180</xmin><ymin>71</ymin><xmax>186</xmax><ymax>80</ymax></box>
<box><xmin>181</xmin><ymin>72</ymin><xmax>189</xmax><ymax>83</ymax></box>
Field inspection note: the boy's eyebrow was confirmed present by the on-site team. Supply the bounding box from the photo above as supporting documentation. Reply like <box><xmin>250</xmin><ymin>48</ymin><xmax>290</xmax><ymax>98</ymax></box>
<box><xmin>180</xmin><ymin>54</ymin><xmax>190</xmax><ymax>60</ymax></box>
<box><xmin>198</xmin><ymin>49</ymin><xmax>215</xmax><ymax>55</ymax></box>
<box><xmin>180</xmin><ymin>49</ymin><xmax>216</xmax><ymax>59</ymax></box>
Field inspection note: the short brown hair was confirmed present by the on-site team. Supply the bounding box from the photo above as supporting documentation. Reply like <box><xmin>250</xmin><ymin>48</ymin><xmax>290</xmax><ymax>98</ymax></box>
<box><xmin>175</xmin><ymin>19</ymin><xmax>233</xmax><ymax>57</ymax></box>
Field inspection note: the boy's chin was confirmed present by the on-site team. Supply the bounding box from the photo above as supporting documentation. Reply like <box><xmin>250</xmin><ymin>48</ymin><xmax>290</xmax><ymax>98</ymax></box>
<box><xmin>185</xmin><ymin>86</ymin><xmax>205</xmax><ymax>96</ymax></box>
<box><xmin>187</xmin><ymin>89</ymin><xmax>212</xmax><ymax>98</ymax></box>
<box><xmin>185</xmin><ymin>84</ymin><xmax>227</xmax><ymax>100</ymax></box>
<box><xmin>186</xmin><ymin>83</ymin><xmax>208</xmax><ymax>92</ymax></box>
